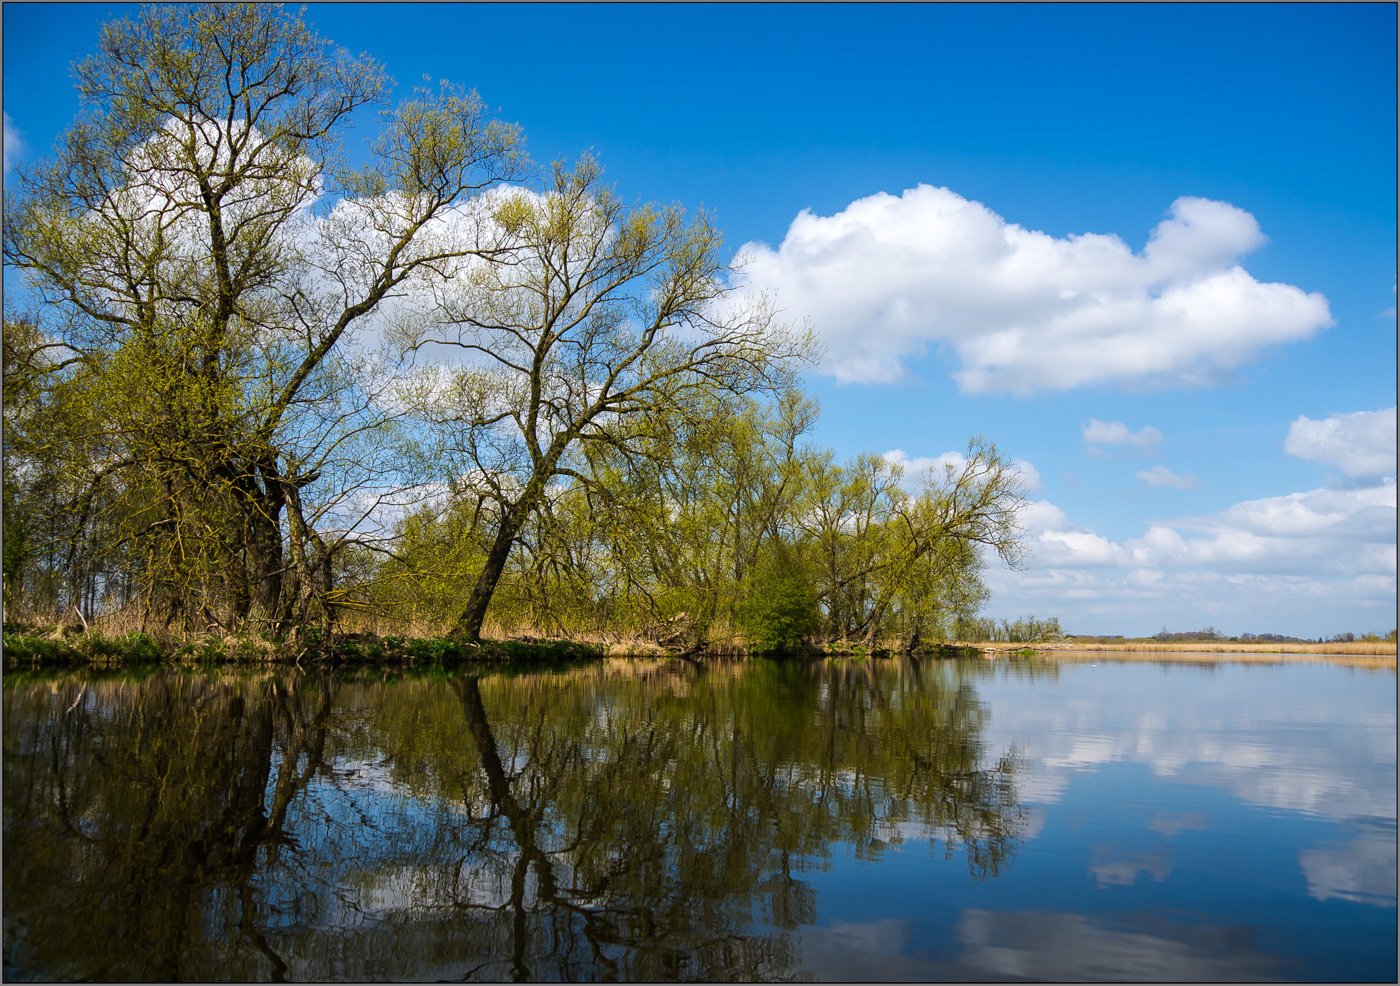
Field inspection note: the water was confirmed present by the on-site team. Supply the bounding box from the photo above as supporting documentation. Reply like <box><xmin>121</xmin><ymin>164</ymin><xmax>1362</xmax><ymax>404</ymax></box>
<box><xmin>3</xmin><ymin>655</ymin><xmax>1394</xmax><ymax>981</ymax></box>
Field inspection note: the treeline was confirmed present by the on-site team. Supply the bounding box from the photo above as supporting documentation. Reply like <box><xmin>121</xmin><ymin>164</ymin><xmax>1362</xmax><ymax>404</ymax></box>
<box><xmin>353</xmin><ymin>393</ymin><xmax>1023</xmax><ymax>650</ymax></box>
<box><xmin>1</xmin><ymin>4</ymin><xmax>1027</xmax><ymax>654</ymax></box>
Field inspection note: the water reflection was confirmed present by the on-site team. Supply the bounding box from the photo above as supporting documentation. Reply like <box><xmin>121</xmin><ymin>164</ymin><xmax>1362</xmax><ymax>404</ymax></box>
<box><xmin>6</xmin><ymin>658</ymin><xmax>1393</xmax><ymax>981</ymax></box>
<box><xmin>3</xmin><ymin>659</ymin><xmax>1026</xmax><ymax>981</ymax></box>
<box><xmin>977</xmin><ymin>659</ymin><xmax>1398</xmax><ymax>825</ymax></box>
<box><xmin>1298</xmin><ymin>822</ymin><xmax>1398</xmax><ymax>906</ymax></box>
<box><xmin>951</xmin><ymin>909</ymin><xmax>1282</xmax><ymax>982</ymax></box>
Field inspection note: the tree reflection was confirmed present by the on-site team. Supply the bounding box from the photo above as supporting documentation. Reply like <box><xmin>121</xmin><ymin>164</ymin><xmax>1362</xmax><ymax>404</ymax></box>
<box><xmin>3</xmin><ymin>659</ymin><xmax>1025</xmax><ymax>981</ymax></box>
<box><xmin>3</xmin><ymin>671</ymin><xmax>331</xmax><ymax>980</ymax></box>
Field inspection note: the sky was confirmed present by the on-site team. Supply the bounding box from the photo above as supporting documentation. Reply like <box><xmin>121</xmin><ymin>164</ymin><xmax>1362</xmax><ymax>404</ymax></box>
<box><xmin>3</xmin><ymin>3</ymin><xmax>1396</xmax><ymax>637</ymax></box>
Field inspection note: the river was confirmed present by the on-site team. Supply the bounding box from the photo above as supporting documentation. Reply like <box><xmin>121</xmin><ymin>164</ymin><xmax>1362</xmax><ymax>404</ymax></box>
<box><xmin>3</xmin><ymin>654</ymin><xmax>1394</xmax><ymax>981</ymax></box>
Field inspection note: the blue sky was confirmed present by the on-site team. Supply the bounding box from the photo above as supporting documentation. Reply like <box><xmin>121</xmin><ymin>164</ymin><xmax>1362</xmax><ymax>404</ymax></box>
<box><xmin>4</xmin><ymin>3</ymin><xmax>1395</xmax><ymax>636</ymax></box>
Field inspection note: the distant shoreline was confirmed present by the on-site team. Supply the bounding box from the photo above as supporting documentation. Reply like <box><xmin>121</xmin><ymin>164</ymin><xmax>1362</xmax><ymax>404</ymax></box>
<box><xmin>971</xmin><ymin>640</ymin><xmax>1396</xmax><ymax>663</ymax></box>
<box><xmin>1004</xmin><ymin>639</ymin><xmax>1395</xmax><ymax>656</ymax></box>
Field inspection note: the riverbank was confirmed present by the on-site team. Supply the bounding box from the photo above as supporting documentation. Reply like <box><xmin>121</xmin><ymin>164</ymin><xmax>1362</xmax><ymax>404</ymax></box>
<box><xmin>0</xmin><ymin>626</ymin><xmax>606</xmax><ymax>671</ymax></box>
<box><xmin>980</xmin><ymin>639</ymin><xmax>1396</xmax><ymax>656</ymax></box>
<box><xmin>7</xmin><ymin>623</ymin><xmax>1391</xmax><ymax>672</ymax></box>
<box><xmin>2</xmin><ymin>623</ymin><xmax>997</xmax><ymax>670</ymax></box>
<box><xmin>1011</xmin><ymin>648</ymin><xmax>1396</xmax><ymax>671</ymax></box>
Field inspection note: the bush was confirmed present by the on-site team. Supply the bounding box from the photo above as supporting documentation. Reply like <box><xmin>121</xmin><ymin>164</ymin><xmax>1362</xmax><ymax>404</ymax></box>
<box><xmin>735</xmin><ymin>543</ymin><xmax>819</xmax><ymax>654</ymax></box>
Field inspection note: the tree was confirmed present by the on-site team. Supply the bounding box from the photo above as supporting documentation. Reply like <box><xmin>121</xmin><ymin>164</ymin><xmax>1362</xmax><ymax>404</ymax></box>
<box><xmin>857</xmin><ymin>438</ymin><xmax>1025</xmax><ymax>649</ymax></box>
<box><xmin>797</xmin><ymin>438</ymin><xmax>1026</xmax><ymax>649</ymax></box>
<box><xmin>3</xmin><ymin>3</ymin><xmax>526</xmax><ymax>631</ymax></box>
<box><xmin>395</xmin><ymin>158</ymin><xmax>816</xmax><ymax>640</ymax></box>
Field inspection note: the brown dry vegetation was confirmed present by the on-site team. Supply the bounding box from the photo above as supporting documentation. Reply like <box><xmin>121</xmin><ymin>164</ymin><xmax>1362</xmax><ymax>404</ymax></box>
<box><xmin>1042</xmin><ymin>639</ymin><xmax>1394</xmax><ymax>655</ymax></box>
<box><xmin>1018</xmin><ymin>649</ymin><xmax>1396</xmax><ymax>671</ymax></box>
<box><xmin>965</xmin><ymin>640</ymin><xmax>1395</xmax><ymax>660</ymax></box>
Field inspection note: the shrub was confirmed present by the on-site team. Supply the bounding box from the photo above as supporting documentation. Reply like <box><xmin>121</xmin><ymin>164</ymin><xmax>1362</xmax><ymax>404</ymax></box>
<box><xmin>735</xmin><ymin>543</ymin><xmax>820</xmax><ymax>654</ymax></box>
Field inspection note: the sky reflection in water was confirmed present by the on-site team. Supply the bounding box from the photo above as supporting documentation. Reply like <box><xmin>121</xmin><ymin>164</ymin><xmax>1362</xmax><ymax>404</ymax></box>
<box><xmin>2</xmin><ymin>656</ymin><xmax>1394</xmax><ymax>981</ymax></box>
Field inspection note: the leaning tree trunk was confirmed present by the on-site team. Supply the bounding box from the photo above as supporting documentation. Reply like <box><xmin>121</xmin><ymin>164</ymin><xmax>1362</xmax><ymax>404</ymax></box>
<box><xmin>452</xmin><ymin>502</ymin><xmax>529</xmax><ymax>641</ymax></box>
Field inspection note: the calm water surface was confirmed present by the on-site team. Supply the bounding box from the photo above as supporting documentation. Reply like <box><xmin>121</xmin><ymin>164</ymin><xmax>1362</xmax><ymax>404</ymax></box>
<box><xmin>3</xmin><ymin>655</ymin><xmax>1395</xmax><ymax>981</ymax></box>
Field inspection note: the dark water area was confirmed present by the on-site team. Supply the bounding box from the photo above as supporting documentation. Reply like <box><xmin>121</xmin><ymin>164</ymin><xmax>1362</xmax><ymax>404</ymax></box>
<box><xmin>3</xmin><ymin>656</ymin><xmax>1395</xmax><ymax>981</ymax></box>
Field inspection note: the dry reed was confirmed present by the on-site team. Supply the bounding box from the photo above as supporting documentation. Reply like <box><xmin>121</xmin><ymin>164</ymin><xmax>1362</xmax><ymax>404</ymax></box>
<box><xmin>1019</xmin><ymin>639</ymin><xmax>1396</xmax><ymax>656</ymax></box>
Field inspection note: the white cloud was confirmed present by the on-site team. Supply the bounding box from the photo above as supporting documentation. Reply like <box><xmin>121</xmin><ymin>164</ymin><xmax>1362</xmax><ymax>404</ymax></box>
<box><xmin>1284</xmin><ymin>407</ymin><xmax>1396</xmax><ymax>479</ymax></box>
<box><xmin>1080</xmin><ymin>481</ymin><xmax>1392</xmax><ymax>575</ymax></box>
<box><xmin>3</xmin><ymin>112</ymin><xmax>23</xmax><ymax>172</ymax></box>
<box><xmin>733</xmin><ymin>187</ymin><xmax>1332</xmax><ymax>393</ymax></box>
<box><xmin>882</xmin><ymin>449</ymin><xmax>1043</xmax><ymax>493</ymax></box>
<box><xmin>1082</xmin><ymin>418</ymin><xmax>1163</xmax><ymax>452</ymax></box>
<box><xmin>1136</xmin><ymin>465</ymin><xmax>1198</xmax><ymax>490</ymax></box>
<box><xmin>882</xmin><ymin>448</ymin><xmax>965</xmax><ymax>479</ymax></box>
<box><xmin>987</xmin><ymin>478</ymin><xmax>1396</xmax><ymax>635</ymax></box>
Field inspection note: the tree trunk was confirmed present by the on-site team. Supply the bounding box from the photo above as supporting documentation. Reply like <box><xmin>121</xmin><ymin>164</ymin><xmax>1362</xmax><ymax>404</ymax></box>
<box><xmin>244</xmin><ymin>494</ymin><xmax>284</xmax><ymax>627</ymax></box>
<box><xmin>452</xmin><ymin>502</ymin><xmax>528</xmax><ymax>640</ymax></box>
<box><xmin>861</xmin><ymin>596</ymin><xmax>889</xmax><ymax>652</ymax></box>
<box><xmin>241</xmin><ymin>461</ymin><xmax>286</xmax><ymax>630</ymax></box>
<box><xmin>902</xmin><ymin>624</ymin><xmax>922</xmax><ymax>655</ymax></box>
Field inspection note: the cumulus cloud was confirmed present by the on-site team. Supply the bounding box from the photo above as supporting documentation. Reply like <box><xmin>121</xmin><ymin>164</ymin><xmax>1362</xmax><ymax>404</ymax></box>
<box><xmin>1082</xmin><ymin>418</ymin><xmax>1163</xmax><ymax>452</ymax></box>
<box><xmin>1284</xmin><ymin>407</ymin><xmax>1396</xmax><ymax>479</ymax></box>
<box><xmin>732</xmin><ymin>187</ymin><xmax>1332</xmax><ymax>393</ymax></box>
<box><xmin>986</xmin><ymin>479</ymin><xmax>1397</xmax><ymax>634</ymax></box>
<box><xmin>1042</xmin><ymin>480</ymin><xmax>1395</xmax><ymax>575</ymax></box>
<box><xmin>882</xmin><ymin>449</ymin><xmax>1043</xmax><ymax>493</ymax></box>
<box><xmin>1136</xmin><ymin>465</ymin><xmax>1198</xmax><ymax>490</ymax></box>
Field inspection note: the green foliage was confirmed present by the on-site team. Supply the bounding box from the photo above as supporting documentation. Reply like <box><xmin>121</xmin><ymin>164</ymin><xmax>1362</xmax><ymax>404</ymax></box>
<box><xmin>4</xmin><ymin>630</ymin><xmax>165</xmax><ymax>668</ymax></box>
<box><xmin>3</xmin><ymin>3</ymin><xmax>525</xmax><ymax>634</ymax></box>
<box><xmin>735</xmin><ymin>543</ymin><xmax>820</xmax><ymax>653</ymax></box>
<box><xmin>2</xmin><ymin>4</ymin><xmax>1029</xmax><ymax>653</ymax></box>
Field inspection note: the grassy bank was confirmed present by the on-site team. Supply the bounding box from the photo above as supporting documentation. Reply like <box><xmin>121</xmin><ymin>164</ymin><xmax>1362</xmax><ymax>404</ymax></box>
<box><xmin>2</xmin><ymin>621</ymin><xmax>992</xmax><ymax>670</ymax></box>
<box><xmin>19</xmin><ymin>622</ymin><xmax>1387</xmax><ymax>672</ymax></box>
<box><xmin>1</xmin><ymin>625</ymin><xmax>605</xmax><ymax>671</ymax></box>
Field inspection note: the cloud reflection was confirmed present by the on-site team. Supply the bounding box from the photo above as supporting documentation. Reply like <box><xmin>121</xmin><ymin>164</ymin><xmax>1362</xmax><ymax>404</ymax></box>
<box><xmin>1146</xmin><ymin>812</ymin><xmax>1209</xmax><ymax>838</ymax></box>
<box><xmin>981</xmin><ymin>665</ymin><xmax>1396</xmax><ymax>826</ymax></box>
<box><xmin>1298</xmin><ymin>823</ymin><xmax>1398</xmax><ymax>907</ymax></box>
<box><xmin>954</xmin><ymin>908</ymin><xmax>1281</xmax><ymax>981</ymax></box>
<box><xmin>1088</xmin><ymin>846</ymin><xmax>1172</xmax><ymax>888</ymax></box>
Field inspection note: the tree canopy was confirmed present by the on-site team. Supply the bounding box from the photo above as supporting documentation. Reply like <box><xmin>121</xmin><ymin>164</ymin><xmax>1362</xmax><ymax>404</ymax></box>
<box><xmin>3</xmin><ymin>2</ymin><xmax>1029</xmax><ymax>651</ymax></box>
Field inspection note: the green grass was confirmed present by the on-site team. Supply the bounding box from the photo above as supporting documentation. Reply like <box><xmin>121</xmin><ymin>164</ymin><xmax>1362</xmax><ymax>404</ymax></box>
<box><xmin>2</xmin><ymin>625</ymin><xmax>604</xmax><ymax>670</ymax></box>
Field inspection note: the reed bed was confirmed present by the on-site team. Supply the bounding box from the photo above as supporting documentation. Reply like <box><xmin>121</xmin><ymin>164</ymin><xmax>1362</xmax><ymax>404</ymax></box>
<box><xmin>1029</xmin><ymin>650</ymin><xmax>1395</xmax><ymax>671</ymax></box>
<box><xmin>1026</xmin><ymin>639</ymin><xmax>1396</xmax><ymax>656</ymax></box>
